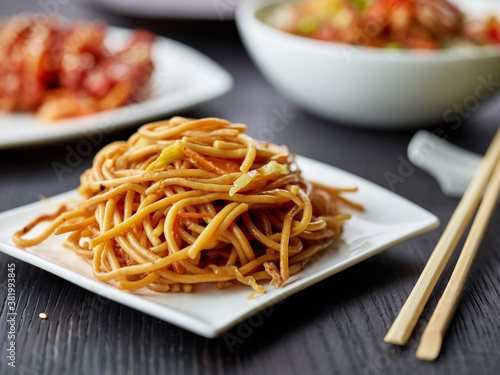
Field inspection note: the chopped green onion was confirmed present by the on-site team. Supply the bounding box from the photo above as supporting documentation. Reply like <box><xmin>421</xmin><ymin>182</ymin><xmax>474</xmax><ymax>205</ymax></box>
<box><xmin>351</xmin><ymin>0</ymin><xmax>368</xmax><ymax>10</ymax></box>
<box><xmin>386</xmin><ymin>42</ymin><xmax>404</xmax><ymax>50</ymax></box>
<box><xmin>298</xmin><ymin>16</ymin><xmax>320</xmax><ymax>34</ymax></box>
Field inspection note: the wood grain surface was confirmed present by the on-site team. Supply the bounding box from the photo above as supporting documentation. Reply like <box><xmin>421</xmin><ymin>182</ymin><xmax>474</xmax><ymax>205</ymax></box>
<box><xmin>1</xmin><ymin>1</ymin><xmax>499</xmax><ymax>374</ymax></box>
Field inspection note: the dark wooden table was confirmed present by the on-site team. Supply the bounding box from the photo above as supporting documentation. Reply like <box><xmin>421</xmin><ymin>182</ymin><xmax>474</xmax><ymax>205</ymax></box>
<box><xmin>1</xmin><ymin>1</ymin><xmax>499</xmax><ymax>374</ymax></box>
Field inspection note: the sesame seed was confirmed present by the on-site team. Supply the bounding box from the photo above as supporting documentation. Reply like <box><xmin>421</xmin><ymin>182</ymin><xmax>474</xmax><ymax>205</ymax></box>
<box><xmin>39</xmin><ymin>313</ymin><xmax>47</xmax><ymax>319</ymax></box>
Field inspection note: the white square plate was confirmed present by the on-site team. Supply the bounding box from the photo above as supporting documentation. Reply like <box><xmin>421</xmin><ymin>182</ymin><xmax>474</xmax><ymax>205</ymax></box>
<box><xmin>0</xmin><ymin>28</ymin><xmax>232</xmax><ymax>148</ymax></box>
<box><xmin>0</xmin><ymin>156</ymin><xmax>439</xmax><ymax>337</ymax></box>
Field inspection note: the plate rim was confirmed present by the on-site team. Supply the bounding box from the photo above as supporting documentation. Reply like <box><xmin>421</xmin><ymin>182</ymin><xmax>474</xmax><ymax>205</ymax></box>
<box><xmin>80</xmin><ymin>0</ymin><xmax>237</xmax><ymax>20</ymax></box>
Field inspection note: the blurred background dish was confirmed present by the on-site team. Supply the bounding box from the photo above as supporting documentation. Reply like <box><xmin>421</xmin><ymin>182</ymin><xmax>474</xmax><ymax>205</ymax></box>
<box><xmin>236</xmin><ymin>0</ymin><xmax>500</xmax><ymax>128</ymax></box>
<box><xmin>0</xmin><ymin>15</ymin><xmax>157</xmax><ymax>121</ymax></box>
<box><xmin>0</xmin><ymin>28</ymin><xmax>232</xmax><ymax>148</ymax></box>
<box><xmin>80</xmin><ymin>0</ymin><xmax>239</xmax><ymax>20</ymax></box>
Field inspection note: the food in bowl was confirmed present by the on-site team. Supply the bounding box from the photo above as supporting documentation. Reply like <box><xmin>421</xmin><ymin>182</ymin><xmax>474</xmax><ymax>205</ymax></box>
<box><xmin>269</xmin><ymin>0</ymin><xmax>500</xmax><ymax>49</ymax></box>
<box><xmin>0</xmin><ymin>14</ymin><xmax>155</xmax><ymax>121</ymax></box>
<box><xmin>236</xmin><ymin>0</ymin><xmax>500</xmax><ymax>127</ymax></box>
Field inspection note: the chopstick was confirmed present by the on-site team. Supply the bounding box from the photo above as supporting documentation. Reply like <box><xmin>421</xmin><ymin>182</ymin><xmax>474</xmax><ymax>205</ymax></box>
<box><xmin>416</xmin><ymin>156</ymin><xmax>500</xmax><ymax>361</ymax></box>
<box><xmin>384</xmin><ymin>127</ymin><xmax>500</xmax><ymax>346</ymax></box>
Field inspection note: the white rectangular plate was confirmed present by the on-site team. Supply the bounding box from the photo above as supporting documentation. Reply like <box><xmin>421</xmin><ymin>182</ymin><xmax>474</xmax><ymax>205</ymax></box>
<box><xmin>0</xmin><ymin>27</ymin><xmax>232</xmax><ymax>148</ymax></box>
<box><xmin>0</xmin><ymin>156</ymin><xmax>439</xmax><ymax>337</ymax></box>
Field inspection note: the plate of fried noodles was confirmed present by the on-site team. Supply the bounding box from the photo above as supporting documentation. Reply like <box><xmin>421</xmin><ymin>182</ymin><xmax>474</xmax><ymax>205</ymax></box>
<box><xmin>0</xmin><ymin>117</ymin><xmax>438</xmax><ymax>337</ymax></box>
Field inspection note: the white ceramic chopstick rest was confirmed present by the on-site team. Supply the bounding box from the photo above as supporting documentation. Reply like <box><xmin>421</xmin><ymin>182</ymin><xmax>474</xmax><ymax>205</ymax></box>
<box><xmin>407</xmin><ymin>130</ymin><xmax>482</xmax><ymax>198</ymax></box>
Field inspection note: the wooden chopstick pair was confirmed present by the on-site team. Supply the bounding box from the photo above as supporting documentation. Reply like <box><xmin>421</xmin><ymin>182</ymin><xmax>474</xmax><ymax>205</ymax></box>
<box><xmin>384</xmin><ymin>127</ymin><xmax>500</xmax><ymax>361</ymax></box>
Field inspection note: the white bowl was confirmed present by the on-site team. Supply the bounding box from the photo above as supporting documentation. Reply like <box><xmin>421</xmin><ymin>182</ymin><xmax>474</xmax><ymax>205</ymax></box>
<box><xmin>236</xmin><ymin>0</ymin><xmax>500</xmax><ymax>129</ymax></box>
